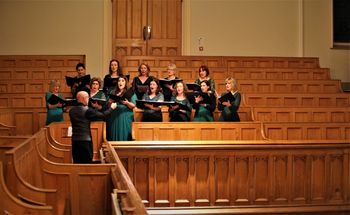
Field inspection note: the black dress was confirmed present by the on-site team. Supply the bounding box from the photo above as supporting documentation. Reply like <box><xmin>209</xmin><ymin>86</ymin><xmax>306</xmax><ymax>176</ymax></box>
<box><xmin>218</xmin><ymin>91</ymin><xmax>241</xmax><ymax>122</ymax></box>
<box><xmin>132</xmin><ymin>76</ymin><xmax>154</xmax><ymax>100</ymax></box>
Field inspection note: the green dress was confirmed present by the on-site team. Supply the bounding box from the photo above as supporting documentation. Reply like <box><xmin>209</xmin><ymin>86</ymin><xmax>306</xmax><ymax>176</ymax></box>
<box><xmin>107</xmin><ymin>93</ymin><xmax>137</xmax><ymax>141</ymax></box>
<box><xmin>192</xmin><ymin>93</ymin><xmax>216</xmax><ymax>122</ymax></box>
<box><xmin>45</xmin><ymin>92</ymin><xmax>64</xmax><ymax>125</ymax></box>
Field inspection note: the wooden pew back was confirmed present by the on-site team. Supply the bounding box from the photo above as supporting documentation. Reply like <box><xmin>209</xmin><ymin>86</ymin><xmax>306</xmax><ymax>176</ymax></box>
<box><xmin>244</xmin><ymin>93</ymin><xmax>350</xmax><ymax>107</ymax></box>
<box><xmin>264</xmin><ymin>122</ymin><xmax>350</xmax><ymax>140</ymax></box>
<box><xmin>47</xmin><ymin>121</ymin><xmax>106</xmax><ymax>161</ymax></box>
<box><xmin>254</xmin><ymin>107</ymin><xmax>350</xmax><ymax>122</ymax></box>
<box><xmin>132</xmin><ymin>122</ymin><xmax>266</xmax><ymax>141</ymax></box>
<box><xmin>112</xmin><ymin>139</ymin><xmax>350</xmax><ymax>211</ymax></box>
<box><xmin>3</xmin><ymin>127</ymin><xmax>116</xmax><ymax>214</ymax></box>
<box><xmin>0</xmin><ymin>162</ymin><xmax>54</xmax><ymax>214</ymax></box>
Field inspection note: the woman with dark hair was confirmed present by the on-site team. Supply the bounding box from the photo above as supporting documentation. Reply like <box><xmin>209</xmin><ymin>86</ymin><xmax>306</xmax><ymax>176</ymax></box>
<box><xmin>132</xmin><ymin>63</ymin><xmax>154</xmax><ymax>100</ymax></box>
<box><xmin>218</xmin><ymin>77</ymin><xmax>241</xmax><ymax>122</ymax></box>
<box><xmin>194</xmin><ymin>65</ymin><xmax>217</xmax><ymax>97</ymax></box>
<box><xmin>89</xmin><ymin>77</ymin><xmax>106</xmax><ymax>110</ymax></box>
<box><xmin>103</xmin><ymin>59</ymin><xmax>123</xmax><ymax>94</ymax></box>
<box><xmin>69</xmin><ymin>63</ymin><xmax>91</xmax><ymax>98</ymax></box>
<box><xmin>106</xmin><ymin>75</ymin><xmax>136</xmax><ymax>141</ymax></box>
<box><xmin>141</xmin><ymin>78</ymin><xmax>164</xmax><ymax>122</ymax></box>
<box><xmin>192</xmin><ymin>80</ymin><xmax>217</xmax><ymax>122</ymax></box>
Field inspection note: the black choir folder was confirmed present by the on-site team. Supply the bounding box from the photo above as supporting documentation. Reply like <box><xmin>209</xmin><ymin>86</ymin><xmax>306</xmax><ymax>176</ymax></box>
<box><xmin>218</xmin><ymin>92</ymin><xmax>236</xmax><ymax>103</ymax></box>
<box><xmin>48</xmin><ymin>94</ymin><xmax>77</xmax><ymax>106</ymax></box>
<box><xmin>136</xmin><ymin>100</ymin><xmax>191</xmax><ymax>111</ymax></box>
<box><xmin>108</xmin><ymin>88</ymin><xmax>134</xmax><ymax>103</ymax></box>
<box><xmin>186</xmin><ymin>91</ymin><xmax>211</xmax><ymax>105</ymax></box>
<box><xmin>136</xmin><ymin>100</ymin><xmax>175</xmax><ymax>109</ymax></box>
<box><xmin>186</xmin><ymin>83</ymin><xmax>201</xmax><ymax>92</ymax></box>
<box><xmin>65</xmin><ymin>74</ymin><xmax>91</xmax><ymax>87</ymax></box>
<box><xmin>89</xmin><ymin>97</ymin><xmax>107</xmax><ymax>106</ymax></box>
<box><xmin>159</xmin><ymin>78</ymin><xmax>183</xmax><ymax>86</ymax></box>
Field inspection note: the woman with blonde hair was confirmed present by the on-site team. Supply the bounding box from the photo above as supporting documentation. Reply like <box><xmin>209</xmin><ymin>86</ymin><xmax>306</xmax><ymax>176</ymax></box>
<box><xmin>45</xmin><ymin>80</ymin><xmax>65</xmax><ymax>125</ymax></box>
<box><xmin>218</xmin><ymin>77</ymin><xmax>241</xmax><ymax>122</ymax></box>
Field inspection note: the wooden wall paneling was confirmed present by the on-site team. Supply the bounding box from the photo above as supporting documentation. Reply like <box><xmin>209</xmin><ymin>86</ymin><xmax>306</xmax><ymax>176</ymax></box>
<box><xmin>233</xmin><ymin>155</ymin><xmax>250</xmax><ymax>204</ymax></box>
<box><xmin>252</xmin><ymin>156</ymin><xmax>270</xmax><ymax>204</ymax></box>
<box><xmin>174</xmin><ymin>156</ymin><xmax>191</xmax><ymax>207</ymax></box>
<box><xmin>0</xmin><ymin>109</ymin><xmax>14</xmax><ymax>125</ymax></box>
<box><xmin>214</xmin><ymin>156</ymin><xmax>230</xmax><ymax>206</ymax></box>
<box><xmin>310</xmin><ymin>154</ymin><xmax>327</xmax><ymax>203</ymax></box>
<box><xmin>328</xmin><ymin>153</ymin><xmax>345</xmax><ymax>202</ymax></box>
<box><xmin>271</xmin><ymin>154</ymin><xmax>289</xmax><ymax>204</ymax></box>
<box><xmin>134</xmin><ymin>157</ymin><xmax>151</xmax><ymax>206</ymax></box>
<box><xmin>14</xmin><ymin>111</ymin><xmax>34</xmax><ymax>135</ymax></box>
<box><xmin>194</xmin><ymin>156</ymin><xmax>210</xmax><ymax>206</ymax></box>
<box><xmin>291</xmin><ymin>154</ymin><xmax>308</xmax><ymax>203</ymax></box>
<box><xmin>154</xmin><ymin>157</ymin><xmax>170</xmax><ymax>207</ymax></box>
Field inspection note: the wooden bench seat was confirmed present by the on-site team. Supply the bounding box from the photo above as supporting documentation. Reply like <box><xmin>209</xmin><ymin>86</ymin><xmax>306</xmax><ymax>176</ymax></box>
<box><xmin>0</xmin><ymin>162</ymin><xmax>54</xmax><ymax>214</ymax></box>
<box><xmin>244</xmin><ymin>93</ymin><xmax>350</xmax><ymax>107</ymax></box>
<box><xmin>263</xmin><ymin>122</ymin><xmax>350</xmax><ymax>140</ymax></box>
<box><xmin>2</xmin><ymin>128</ymin><xmax>116</xmax><ymax>214</ymax></box>
<box><xmin>132</xmin><ymin>122</ymin><xmax>267</xmax><ymax>141</ymax></box>
<box><xmin>253</xmin><ymin>107</ymin><xmax>350</xmax><ymax>122</ymax></box>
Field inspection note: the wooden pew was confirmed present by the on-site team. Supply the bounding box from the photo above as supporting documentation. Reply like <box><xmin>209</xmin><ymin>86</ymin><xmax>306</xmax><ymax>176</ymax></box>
<box><xmin>121</xmin><ymin>56</ymin><xmax>320</xmax><ymax>69</ymax></box>
<box><xmin>0</xmin><ymin>122</ymin><xmax>16</xmax><ymax>135</ymax></box>
<box><xmin>123</xmin><ymin>67</ymin><xmax>331</xmax><ymax>82</ymax></box>
<box><xmin>0</xmin><ymin>135</ymin><xmax>29</xmax><ymax>162</ymax></box>
<box><xmin>132</xmin><ymin>122</ymin><xmax>267</xmax><ymax>141</ymax></box>
<box><xmin>104</xmin><ymin>142</ymin><xmax>148</xmax><ymax>215</ymax></box>
<box><xmin>47</xmin><ymin>121</ymin><xmax>106</xmax><ymax>161</ymax></box>
<box><xmin>232</xmin><ymin>79</ymin><xmax>342</xmax><ymax>94</ymax></box>
<box><xmin>3</xmin><ymin>128</ymin><xmax>116</xmax><ymax>215</ymax></box>
<box><xmin>244</xmin><ymin>93</ymin><xmax>350</xmax><ymax>107</ymax></box>
<box><xmin>253</xmin><ymin>107</ymin><xmax>350</xmax><ymax>122</ymax></box>
<box><xmin>227</xmin><ymin>67</ymin><xmax>330</xmax><ymax>80</ymax></box>
<box><xmin>263</xmin><ymin>122</ymin><xmax>350</xmax><ymax>140</ymax></box>
<box><xmin>0</xmin><ymin>162</ymin><xmax>54</xmax><ymax>214</ymax></box>
<box><xmin>112</xmin><ymin>139</ymin><xmax>350</xmax><ymax>213</ymax></box>
<box><xmin>0</xmin><ymin>80</ymin><xmax>72</xmax><ymax>95</ymax></box>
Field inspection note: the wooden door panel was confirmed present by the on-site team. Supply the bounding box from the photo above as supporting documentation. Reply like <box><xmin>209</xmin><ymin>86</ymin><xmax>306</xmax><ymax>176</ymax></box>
<box><xmin>113</xmin><ymin>0</ymin><xmax>182</xmax><ymax>58</ymax></box>
<box><xmin>113</xmin><ymin>0</ymin><xmax>147</xmax><ymax>58</ymax></box>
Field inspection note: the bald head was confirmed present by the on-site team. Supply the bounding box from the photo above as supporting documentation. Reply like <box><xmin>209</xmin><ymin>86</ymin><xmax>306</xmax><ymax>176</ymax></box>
<box><xmin>77</xmin><ymin>91</ymin><xmax>89</xmax><ymax>106</ymax></box>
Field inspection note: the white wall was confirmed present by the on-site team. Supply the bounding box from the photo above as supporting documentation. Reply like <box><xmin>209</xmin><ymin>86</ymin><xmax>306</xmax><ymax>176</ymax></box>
<box><xmin>0</xmin><ymin>0</ymin><xmax>109</xmax><ymax>78</ymax></box>
<box><xmin>184</xmin><ymin>0</ymin><xmax>301</xmax><ymax>57</ymax></box>
<box><xmin>0</xmin><ymin>0</ymin><xmax>348</xmax><ymax>82</ymax></box>
<box><xmin>182</xmin><ymin>0</ymin><xmax>349</xmax><ymax>82</ymax></box>
<box><xmin>303</xmin><ymin>0</ymin><xmax>350</xmax><ymax>81</ymax></box>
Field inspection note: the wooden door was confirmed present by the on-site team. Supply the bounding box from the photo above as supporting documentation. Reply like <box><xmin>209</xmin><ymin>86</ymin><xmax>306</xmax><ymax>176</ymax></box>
<box><xmin>113</xmin><ymin>0</ymin><xmax>182</xmax><ymax>59</ymax></box>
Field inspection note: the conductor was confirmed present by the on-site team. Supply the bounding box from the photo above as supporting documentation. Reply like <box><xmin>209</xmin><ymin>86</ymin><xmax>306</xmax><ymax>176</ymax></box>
<box><xmin>69</xmin><ymin>91</ymin><xmax>116</xmax><ymax>163</ymax></box>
